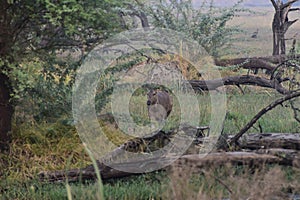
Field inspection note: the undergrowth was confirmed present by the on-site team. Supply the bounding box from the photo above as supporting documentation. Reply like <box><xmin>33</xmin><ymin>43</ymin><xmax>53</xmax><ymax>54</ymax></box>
<box><xmin>0</xmin><ymin>120</ymin><xmax>90</xmax><ymax>182</ymax></box>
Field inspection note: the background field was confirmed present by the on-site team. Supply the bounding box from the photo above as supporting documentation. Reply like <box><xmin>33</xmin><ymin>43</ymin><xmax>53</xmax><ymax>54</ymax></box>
<box><xmin>228</xmin><ymin>7</ymin><xmax>300</xmax><ymax>57</ymax></box>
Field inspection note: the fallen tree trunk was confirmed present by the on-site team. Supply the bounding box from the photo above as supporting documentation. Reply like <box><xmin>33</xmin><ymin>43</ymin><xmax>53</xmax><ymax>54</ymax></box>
<box><xmin>38</xmin><ymin>122</ymin><xmax>300</xmax><ymax>183</ymax></box>
<box><xmin>254</xmin><ymin>148</ymin><xmax>300</xmax><ymax>167</ymax></box>
<box><xmin>173</xmin><ymin>150</ymin><xmax>300</xmax><ymax>171</ymax></box>
<box><xmin>238</xmin><ymin>133</ymin><xmax>300</xmax><ymax>150</ymax></box>
<box><xmin>215</xmin><ymin>57</ymin><xmax>275</xmax><ymax>74</ymax></box>
<box><xmin>38</xmin><ymin>161</ymin><xmax>133</xmax><ymax>183</ymax></box>
<box><xmin>188</xmin><ymin>75</ymin><xmax>289</xmax><ymax>94</ymax></box>
<box><xmin>215</xmin><ymin>54</ymin><xmax>300</xmax><ymax>71</ymax></box>
<box><xmin>38</xmin><ymin>150</ymin><xmax>300</xmax><ymax>183</ymax></box>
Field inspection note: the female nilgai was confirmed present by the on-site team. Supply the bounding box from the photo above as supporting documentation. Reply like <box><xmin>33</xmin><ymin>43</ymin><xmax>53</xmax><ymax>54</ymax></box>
<box><xmin>146</xmin><ymin>89</ymin><xmax>173</xmax><ymax>122</ymax></box>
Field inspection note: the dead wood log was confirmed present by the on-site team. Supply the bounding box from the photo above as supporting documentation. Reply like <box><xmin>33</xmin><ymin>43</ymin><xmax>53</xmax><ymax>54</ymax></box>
<box><xmin>173</xmin><ymin>151</ymin><xmax>300</xmax><ymax>171</ymax></box>
<box><xmin>215</xmin><ymin>57</ymin><xmax>275</xmax><ymax>74</ymax></box>
<box><xmin>215</xmin><ymin>55</ymin><xmax>300</xmax><ymax>70</ymax></box>
<box><xmin>38</xmin><ymin>150</ymin><xmax>300</xmax><ymax>183</ymax></box>
<box><xmin>254</xmin><ymin>148</ymin><xmax>300</xmax><ymax>168</ymax></box>
<box><xmin>38</xmin><ymin>123</ymin><xmax>300</xmax><ymax>183</ymax></box>
<box><xmin>38</xmin><ymin>161</ymin><xmax>134</xmax><ymax>183</ymax></box>
<box><xmin>38</xmin><ymin>156</ymin><xmax>179</xmax><ymax>183</ymax></box>
<box><xmin>238</xmin><ymin>133</ymin><xmax>300</xmax><ymax>150</ymax></box>
<box><xmin>188</xmin><ymin>75</ymin><xmax>289</xmax><ymax>94</ymax></box>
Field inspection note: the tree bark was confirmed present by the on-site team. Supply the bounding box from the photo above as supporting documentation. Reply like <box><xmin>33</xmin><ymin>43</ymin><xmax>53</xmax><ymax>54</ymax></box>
<box><xmin>215</xmin><ymin>57</ymin><xmax>276</xmax><ymax>74</ymax></box>
<box><xmin>188</xmin><ymin>75</ymin><xmax>289</xmax><ymax>94</ymax></box>
<box><xmin>0</xmin><ymin>72</ymin><xmax>13</xmax><ymax>151</ymax></box>
<box><xmin>124</xmin><ymin>2</ymin><xmax>150</xmax><ymax>29</ymax></box>
<box><xmin>38</xmin><ymin>149</ymin><xmax>300</xmax><ymax>183</ymax></box>
<box><xmin>270</xmin><ymin>0</ymin><xmax>299</xmax><ymax>55</ymax></box>
<box><xmin>238</xmin><ymin>133</ymin><xmax>300</xmax><ymax>150</ymax></box>
<box><xmin>173</xmin><ymin>150</ymin><xmax>300</xmax><ymax>170</ymax></box>
<box><xmin>215</xmin><ymin>54</ymin><xmax>300</xmax><ymax>70</ymax></box>
<box><xmin>0</xmin><ymin>1</ymin><xmax>14</xmax><ymax>152</ymax></box>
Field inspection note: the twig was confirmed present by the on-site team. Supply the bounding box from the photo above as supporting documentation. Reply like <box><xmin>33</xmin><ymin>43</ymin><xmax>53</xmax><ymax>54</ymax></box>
<box><xmin>230</xmin><ymin>91</ymin><xmax>300</xmax><ymax>145</ymax></box>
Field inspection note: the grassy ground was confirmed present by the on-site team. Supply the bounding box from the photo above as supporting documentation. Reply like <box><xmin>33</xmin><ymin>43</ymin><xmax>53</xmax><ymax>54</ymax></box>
<box><xmin>1</xmin><ymin>90</ymin><xmax>299</xmax><ymax>199</ymax></box>
<box><xmin>1</xmin><ymin>162</ymin><xmax>300</xmax><ymax>199</ymax></box>
<box><xmin>1</xmin><ymin>173</ymin><xmax>163</xmax><ymax>200</ymax></box>
<box><xmin>1</xmin><ymin>159</ymin><xmax>300</xmax><ymax>200</ymax></box>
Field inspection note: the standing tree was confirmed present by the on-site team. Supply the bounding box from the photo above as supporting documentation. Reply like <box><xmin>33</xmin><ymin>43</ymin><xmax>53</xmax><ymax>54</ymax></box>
<box><xmin>0</xmin><ymin>0</ymin><xmax>123</xmax><ymax>151</ymax></box>
<box><xmin>271</xmin><ymin>0</ymin><xmax>299</xmax><ymax>55</ymax></box>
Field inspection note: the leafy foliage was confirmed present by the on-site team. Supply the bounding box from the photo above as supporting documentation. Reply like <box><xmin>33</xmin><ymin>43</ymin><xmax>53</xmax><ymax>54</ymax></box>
<box><xmin>0</xmin><ymin>0</ymin><xmax>123</xmax><ymax>96</ymax></box>
<box><xmin>0</xmin><ymin>0</ymin><xmax>126</xmax><ymax>122</ymax></box>
<box><xmin>138</xmin><ymin>0</ymin><xmax>246</xmax><ymax>57</ymax></box>
<box><xmin>3</xmin><ymin>0</ymin><xmax>122</xmax><ymax>55</ymax></box>
<box><xmin>95</xmin><ymin>55</ymin><xmax>144</xmax><ymax>112</ymax></box>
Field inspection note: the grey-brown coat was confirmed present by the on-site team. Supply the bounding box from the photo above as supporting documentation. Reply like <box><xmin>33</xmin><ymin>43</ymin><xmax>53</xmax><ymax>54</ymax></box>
<box><xmin>146</xmin><ymin>89</ymin><xmax>173</xmax><ymax>122</ymax></box>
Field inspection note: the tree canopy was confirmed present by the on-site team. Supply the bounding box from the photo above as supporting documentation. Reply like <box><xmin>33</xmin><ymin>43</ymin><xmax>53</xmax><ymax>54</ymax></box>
<box><xmin>0</xmin><ymin>0</ymin><xmax>122</xmax><ymax>59</ymax></box>
<box><xmin>0</xmin><ymin>0</ymin><xmax>124</xmax><ymax>149</ymax></box>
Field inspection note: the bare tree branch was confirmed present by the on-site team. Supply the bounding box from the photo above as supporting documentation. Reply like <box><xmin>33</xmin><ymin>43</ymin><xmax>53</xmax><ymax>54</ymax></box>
<box><xmin>124</xmin><ymin>2</ymin><xmax>150</xmax><ymax>29</ymax></box>
<box><xmin>282</xmin><ymin>0</ymin><xmax>299</xmax><ymax>9</ymax></box>
<box><xmin>189</xmin><ymin>75</ymin><xmax>289</xmax><ymax>94</ymax></box>
<box><xmin>230</xmin><ymin>91</ymin><xmax>300</xmax><ymax>145</ymax></box>
<box><xmin>270</xmin><ymin>0</ymin><xmax>278</xmax><ymax>9</ymax></box>
<box><xmin>289</xmin><ymin>8</ymin><xmax>300</xmax><ymax>11</ymax></box>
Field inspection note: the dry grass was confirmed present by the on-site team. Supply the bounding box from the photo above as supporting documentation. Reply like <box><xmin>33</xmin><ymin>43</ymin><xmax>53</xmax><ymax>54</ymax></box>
<box><xmin>0</xmin><ymin>121</ymin><xmax>91</xmax><ymax>182</ymax></box>
<box><xmin>164</xmin><ymin>163</ymin><xmax>300</xmax><ymax>200</ymax></box>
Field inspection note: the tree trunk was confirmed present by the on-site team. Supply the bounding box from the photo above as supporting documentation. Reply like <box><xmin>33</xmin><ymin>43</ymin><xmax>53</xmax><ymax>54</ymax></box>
<box><xmin>272</xmin><ymin>12</ymin><xmax>280</xmax><ymax>55</ymax></box>
<box><xmin>0</xmin><ymin>72</ymin><xmax>13</xmax><ymax>151</ymax></box>
<box><xmin>280</xmin><ymin>32</ymin><xmax>286</xmax><ymax>54</ymax></box>
<box><xmin>271</xmin><ymin>0</ymin><xmax>299</xmax><ymax>55</ymax></box>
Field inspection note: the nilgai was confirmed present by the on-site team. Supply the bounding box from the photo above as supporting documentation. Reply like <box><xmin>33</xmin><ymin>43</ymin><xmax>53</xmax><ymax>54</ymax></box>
<box><xmin>147</xmin><ymin>89</ymin><xmax>173</xmax><ymax>122</ymax></box>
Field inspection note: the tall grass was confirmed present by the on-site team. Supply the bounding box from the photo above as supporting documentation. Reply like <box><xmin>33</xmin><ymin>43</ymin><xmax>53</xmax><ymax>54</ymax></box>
<box><xmin>165</xmin><ymin>164</ymin><xmax>300</xmax><ymax>200</ymax></box>
<box><xmin>126</xmin><ymin>89</ymin><xmax>298</xmax><ymax>134</ymax></box>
